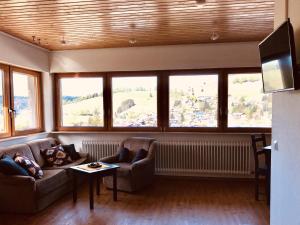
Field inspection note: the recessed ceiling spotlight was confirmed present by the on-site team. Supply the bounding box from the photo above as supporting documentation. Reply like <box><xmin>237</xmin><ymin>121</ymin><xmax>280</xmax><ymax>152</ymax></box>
<box><xmin>210</xmin><ymin>32</ymin><xmax>220</xmax><ymax>41</ymax></box>
<box><xmin>195</xmin><ymin>0</ymin><xmax>206</xmax><ymax>7</ymax></box>
<box><xmin>129</xmin><ymin>38</ymin><xmax>137</xmax><ymax>45</ymax></box>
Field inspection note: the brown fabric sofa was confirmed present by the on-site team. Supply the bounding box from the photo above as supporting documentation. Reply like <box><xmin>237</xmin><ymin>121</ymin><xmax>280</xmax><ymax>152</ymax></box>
<box><xmin>100</xmin><ymin>137</ymin><xmax>157</xmax><ymax>192</ymax></box>
<box><xmin>0</xmin><ymin>137</ymin><xmax>88</xmax><ymax>213</ymax></box>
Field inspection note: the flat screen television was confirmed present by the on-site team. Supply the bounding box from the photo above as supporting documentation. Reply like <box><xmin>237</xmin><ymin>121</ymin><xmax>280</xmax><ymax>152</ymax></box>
<box><xmin>259</xmin><ymin>19</ymin><xmax>299</xmax><ymax>93</ymax></box>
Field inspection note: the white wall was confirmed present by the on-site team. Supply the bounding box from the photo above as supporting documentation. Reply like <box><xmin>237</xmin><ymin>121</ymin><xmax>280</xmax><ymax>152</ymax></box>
<box><xmin>271</xmin><ymin>1</ymin><xmax>300</xmax><ymax>225</ymax></box>
<box><xmin>0</xmin><ymin>32</ymin><xmax>52</xmax><ymax>147</ymax></box>
<box><xmin>50</xmin><ymin>42</ymin><xmax>260</xmax><ymax>73</ymax></box>
<box><xmin>0</xmin><ymin>32</ymin><xmax>49</xmax><ymax>72</ymax></box>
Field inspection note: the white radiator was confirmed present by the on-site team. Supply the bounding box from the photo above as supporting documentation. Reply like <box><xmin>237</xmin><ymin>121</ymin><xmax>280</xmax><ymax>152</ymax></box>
<box><xmin>82</xmin><ymin>140</ymin><xmax>120</xmax><ymax>161</ymax></box>
<box><xmin>82</xmin><ymin>139</ymin><xmax>253</xmax><ymax>178</ymax></box>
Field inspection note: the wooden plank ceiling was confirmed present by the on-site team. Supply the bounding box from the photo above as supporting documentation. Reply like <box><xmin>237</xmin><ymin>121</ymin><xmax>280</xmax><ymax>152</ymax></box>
<box><xmin>0</xmin><ymin>0</ymin><xmax>274</xmax><ymax>51</ymax></box>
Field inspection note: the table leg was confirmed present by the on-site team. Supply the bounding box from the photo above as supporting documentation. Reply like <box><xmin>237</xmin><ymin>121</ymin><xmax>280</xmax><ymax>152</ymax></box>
<box><xmin>96</xmin><ymin>176</ymin><xmax>100</xmax><ymax>196</ymax></box>
<box><xmin>113</xmin><ymin>170</ymin><xmax>117</xmax><ymax>201</ymax></box>
<box><xmin>73</xmin><ymin>171</ymin><xmax>77</xmax><ymax>203</ymax></box>
<box><xmin>89</xmin><ymin>175</ymin><xmax>94</xmax><ymax>209</ymax></box>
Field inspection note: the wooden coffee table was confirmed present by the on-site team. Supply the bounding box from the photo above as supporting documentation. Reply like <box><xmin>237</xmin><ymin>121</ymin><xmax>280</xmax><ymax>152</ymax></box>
<box><xmin>71</xmin><ymin>162</ymin><xmax>120</xmax><ymax>209</ymax></box>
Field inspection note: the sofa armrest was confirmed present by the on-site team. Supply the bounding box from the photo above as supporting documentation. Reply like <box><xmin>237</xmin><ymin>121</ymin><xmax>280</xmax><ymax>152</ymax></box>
<box><xmin>99</xmin><ymin>155</ymin><xmax>119</xmax><ymax>163</ymax></box>
<box><xmin>0</xmin><ymin>173</ymin><xmax>36</xmax><ymax>189</ymax></box>
<box><xmin>0</xmin><ymin>173</ymin><xmax>37</xmax><ymax>213</ymax></box>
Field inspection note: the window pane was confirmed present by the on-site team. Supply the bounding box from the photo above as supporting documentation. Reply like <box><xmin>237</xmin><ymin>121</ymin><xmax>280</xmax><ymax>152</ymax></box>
<box><xmin>169</xmin><ymin>75</ymin><xmax>218</xmax><ymax>127</ymax></box>
<box><xmin>112</xmin><ymin>76</ymin><xmax>157</xmax><ymax>127</ymax></box>
<box><xmin>13</xmin><ymin>72</ymin><xmax>38</xmax><ymax>130</ymax></box>
<box><xmin>228</xmin><ymin>73</ymin><xmax>272</xmax><ymax>128</ymax></box>
<box><xmin>0</xmin><ymin>70</ymin><xmax>5</xmax><ymax>133</ymax></box>
<box><xmin>60</xmin><ymin>77</ymin><xmax>104</xmax><ymax>127</ymax></box>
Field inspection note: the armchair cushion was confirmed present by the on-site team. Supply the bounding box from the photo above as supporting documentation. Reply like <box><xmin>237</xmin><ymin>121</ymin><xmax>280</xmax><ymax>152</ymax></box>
<box><xmin>0</xmin><ymin>155</ymin><xmax>29</xmax><ymax>176</ymax></box>
<box><xmin>118</xmin><ymin>147</ymin><xmax>130</xmax><ymax>162</ymax></box>
<box><xmin>131</xmin><ymin>148</ymin><xmax>148</xmax><ymax>163</ymax></box>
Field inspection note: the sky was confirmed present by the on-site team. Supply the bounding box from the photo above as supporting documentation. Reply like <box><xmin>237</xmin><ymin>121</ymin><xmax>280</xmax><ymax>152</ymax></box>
<box><xmin>61</xmin><ymin>77</ymin><xmax>103</xmax><ymax>96</ymax></box>
<box><xmin>112</xmin><ymin>77</ymin><xmax>157</xmax><ymax>90</ymax></box>
<box><xmin>170</xmin><ymin>74</ymin><xmax>218</xmax><ymax>96</ymax></box>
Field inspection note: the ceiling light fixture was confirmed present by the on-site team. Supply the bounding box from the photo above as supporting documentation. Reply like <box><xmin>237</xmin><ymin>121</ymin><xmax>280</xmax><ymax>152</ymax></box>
<box><xmin>129</xmin><ymin>38</ymin><xmax>137</xmax><ymax>45</ymax></box>
<box><xmin>210</xmin><ymin>32</ymin><xmax>220</xmax><ymax>41</ymax></box>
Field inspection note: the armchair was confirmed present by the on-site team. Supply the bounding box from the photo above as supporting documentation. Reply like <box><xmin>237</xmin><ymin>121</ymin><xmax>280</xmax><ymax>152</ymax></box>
<box><xmin>100</xmin><ymin>137</ymin><xmax>157</xmax><ymax>192</ymax></box>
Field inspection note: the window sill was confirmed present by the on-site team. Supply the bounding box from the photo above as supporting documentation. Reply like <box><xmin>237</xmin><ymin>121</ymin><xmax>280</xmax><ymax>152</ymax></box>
<box><xmin>0</xmin><ymin>132</ymin><xmax>50</xmax><ymax>144</ymax></box>
<box><xmin>51</xmin><ymin>131</ymin><xmax>272</xmax><ymax>135</ymax></box>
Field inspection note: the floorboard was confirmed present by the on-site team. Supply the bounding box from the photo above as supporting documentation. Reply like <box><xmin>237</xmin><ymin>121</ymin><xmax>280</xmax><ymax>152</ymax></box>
<box><xmin>0</xmin><ymin>178</ymin><xmax>269</xmax><ymax>225</ymax></box>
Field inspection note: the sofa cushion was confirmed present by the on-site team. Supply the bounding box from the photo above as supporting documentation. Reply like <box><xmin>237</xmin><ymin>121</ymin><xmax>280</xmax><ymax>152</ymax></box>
<box><xmin>14</xmin><ymin>153</ymin><xmax>43</xmax><ymax>179</ymax></box>
<box><xmin>43</xmin><ymin>156</ymin><xmax>88</xmax><ymax>170</ymax></box>
<box><xmin>0</xmin><ymin>144</ymin><xmax>35</xmax><ymax>162</ymax></box>
<box><xmin>62</xmin><ymin>144</ymin><xmax>81</xmax><ymax>161</ymax></box>
<box><xmin>0</xmin><ymin>155</ymin><xmax>29</xmax><ymax>176</ymax></box>
<box><xmin>41</xmin><ymin>145</ymin><xmax>72</xmax><ymax>167</ymax></box>
<box><xmin>36</xmin><ymin>169</ymin><xmax>69</xmax><ymax>197</ymax></box>
<box><xmin>27</xmin><ymin>138</ymin><xmax>58</xmax><ymax>168</ymax></box>
<box><xmin>115</xmin><ymin>162</ymin><xmax>131</xmax><ymax>177</ymax></box>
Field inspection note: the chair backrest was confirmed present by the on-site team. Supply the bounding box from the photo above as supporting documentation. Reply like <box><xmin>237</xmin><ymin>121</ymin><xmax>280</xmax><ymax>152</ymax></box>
<box><xmin>121</xmin><ymin>137</ymin><xmax>157</xmax><ymax>160</ymax></box>
<box><xmin>251</xmin><ymin>133</ymin><xmax>267</xmax><ymax>170</ymax></box>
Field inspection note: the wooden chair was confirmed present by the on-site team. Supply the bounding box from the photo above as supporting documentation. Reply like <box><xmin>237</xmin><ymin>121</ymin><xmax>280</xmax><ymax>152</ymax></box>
<box><xmin>251</xmin><ymin>134</ymin><xmax>269</xmax><ymax>202</ymax></box>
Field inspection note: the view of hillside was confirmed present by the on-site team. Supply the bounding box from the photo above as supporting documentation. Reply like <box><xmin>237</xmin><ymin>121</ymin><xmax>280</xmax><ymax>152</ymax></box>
<box><xmin>228</xmin><ymin>73</ymin><xmax>272</xmax><ymax>127</ymax></box>
<box><xmin>169</xmin><ymin>75</ymin><xmax>218</xmax><ymax>127</ymax></box>
<box><xmin>0</xmin><ymin>96</ymin><xmax>36</xmax><ymax>131</ymax></box>
<box><xmin>0</xmin><ymin>75</ymin><xmax>271</xmax><ymax>130</ymax></box>
<box><xmin>112</xmin><ymin>77</ymin><xmax>157</xmax><ymax>127</ymax></box>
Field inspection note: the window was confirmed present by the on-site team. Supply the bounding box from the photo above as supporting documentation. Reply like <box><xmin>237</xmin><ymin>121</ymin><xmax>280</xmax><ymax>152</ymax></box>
<box><xmin>169</xmin><ymin>74</ymin><xmax>219</xmax><ymax>128</ymax></box>
<box><xmin>0</xmin><ymin>69</ymin><xmax>5</xmax><ymax>133</ymax></box>
<box><xmin>227</xmin><ymin>73</ymin><xmax>272</xmax><ymax>128</ymax></box>
<box><xmin>54</xmin><ymin>69</ymin><xmax>271</xmax><ymax>133</ymax></box>
<box><xmin>0</xmin><ymin>65</ymin><xmax>10</xmax><ymax>138</ymax></box>
<box><xmin>57</xmin><ymin>76</ymin><xmax>104</xmax><ymax>129</ymax></box>
<box><xmin>0</xmin><ymin>65</ymin><xmax>43</xmax><ymax>138</ymax></box>
<box><xmin>11</xmin><ymin>68</ymin><xmax>43</xmax><ymax>135</ymax></box>
<box><xmin>112</xmin><ymin>76</ymin><xmax>157</xmax><ymax>127</ymax></box>
<box><xmin>12</xmin><ymin>72</ymin><xmax>39</xmax><ymax>131</ymax></box>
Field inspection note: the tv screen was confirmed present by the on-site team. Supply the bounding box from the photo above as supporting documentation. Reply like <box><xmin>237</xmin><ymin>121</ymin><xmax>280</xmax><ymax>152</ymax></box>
<box><xmin>259</xmin><ymin>19</ymin><xmax>298</xmax><ymax>93</ymax></box>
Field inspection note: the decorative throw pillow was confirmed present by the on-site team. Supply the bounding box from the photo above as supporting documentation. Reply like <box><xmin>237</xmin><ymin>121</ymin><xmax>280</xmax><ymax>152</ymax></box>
<box><xmin>62</xmin><ymin>144</ymin><xmax>81</xmax><ymax>161</ymax></box>
<box><xmin>0</xmin><ymin>155</ymin><xmax>29</xmax><ymax>176</ymax></box>
<box><xmin>131</xmin><ymin>149</ymin><xmax>148</xmax><ymax>163</ymax></box>
<box><xmin>118</xmin><ymin>147</ymin><xmax>130</xmax><ymax>162</ymax></box>
<box><xmin>14</xmin><ymin>153</ymin><xmax>43</xmax><ymax>179</ymax></box>
<box><xmin>41</xmin><ymin>145</ymin><xmax>72</xmax><ymax>167</ymax></box>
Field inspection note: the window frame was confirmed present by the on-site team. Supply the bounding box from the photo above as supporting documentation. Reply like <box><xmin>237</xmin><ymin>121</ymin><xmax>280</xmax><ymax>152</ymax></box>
<box><xmin>0</xmin><ymin>64</ymin><xmax>11</xmax><ymax>138</ymax></box>
<box><xmin>10</xmin><ymin>66</ymin><xmax>44</xmax><ymax>136</ymax></box>
<box><xmin>108</xmin><ymin>72</ymin><xmax>162</xmax><ymax>132</ymax></box>
<box><xmin>223</xmin><ymin>68</ymin><xmax>272</xmax><ymax>133</ymax></box>
<box><xmin>54</xmin><ymin>73</ymin><xmax>107</xmax><ymax>131</ymax></box>
<box><xmin>53</xmin><ymin>68</ymin><xmax>272</xmax><ymax>133</ymax></box>
<box><xmin>165</xmin><ymin>70</ymin><xmax>222</xmax><ymax>132</ymax></box>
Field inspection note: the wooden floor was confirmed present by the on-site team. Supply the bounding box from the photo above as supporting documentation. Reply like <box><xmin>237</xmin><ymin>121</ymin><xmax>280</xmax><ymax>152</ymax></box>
<box><xmin>0</xmin><ymin>178</ymin><xmax>269</xmax><ymax>225</ymax></box>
